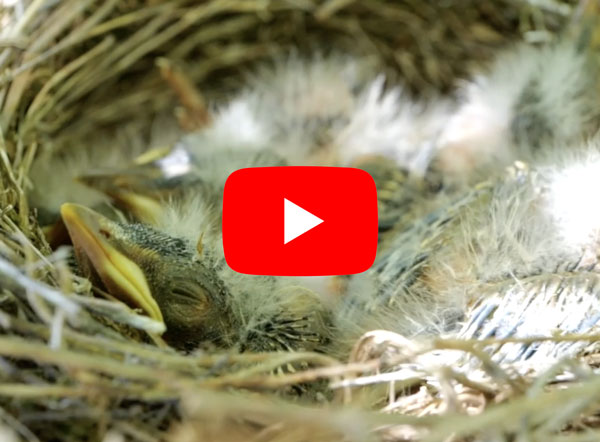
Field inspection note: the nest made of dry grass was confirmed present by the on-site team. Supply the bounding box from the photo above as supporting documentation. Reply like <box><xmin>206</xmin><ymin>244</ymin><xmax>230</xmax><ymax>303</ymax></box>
<box><xmin>0</xmin><ymin>1</ymin><xmax>598</xmax><ymax>441</ymax></box>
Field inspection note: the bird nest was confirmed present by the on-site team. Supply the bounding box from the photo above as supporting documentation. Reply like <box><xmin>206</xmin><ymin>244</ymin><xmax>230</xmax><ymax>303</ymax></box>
<box><xmin>1</xmin><ymin>1</ymin><xmax>597</xmax><ymax>441</ymax></box>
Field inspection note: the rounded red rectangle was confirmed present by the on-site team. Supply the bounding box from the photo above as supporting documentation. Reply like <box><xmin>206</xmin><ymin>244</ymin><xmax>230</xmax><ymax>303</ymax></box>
<box><xmin>222</xmin><ymin>166</ymin><xmax>378</xmax><ymax>276</ymax></box>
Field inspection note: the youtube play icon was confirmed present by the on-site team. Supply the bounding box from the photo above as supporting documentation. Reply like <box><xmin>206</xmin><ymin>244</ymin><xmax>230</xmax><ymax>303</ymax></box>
<box><xmin>222</xmin><ymin>167</ymin><xmax>378</xmax><ymax>276</ymax></box>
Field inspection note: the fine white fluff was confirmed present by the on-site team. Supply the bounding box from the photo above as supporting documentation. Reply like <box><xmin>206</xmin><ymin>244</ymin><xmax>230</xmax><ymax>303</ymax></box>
<box><xmin>355</xmin><ymin>142</ymin><xmax>600</xmax><ymax>360</ymax></box>
<box><xmin>150</xmin><ymin>146</ymin><xmax>276</xmax><ymax>240</ymax></box>
<box><xmin>427</xmin><ymin>161</ymin><xmax>584</xmax><ymax>301</ymax></box>
<box><xmin>181</xmin><ymin>140</ymin><xmax>285</xmax><ymax>189</ymax></box>
<box><xmin>241</xmin><ymin>53</ymin><xmax>372</xmax><ymax>145</ymax></box>
<box><xmin>150</xmin><ymin>139</ymin><xmax>287</xmax><ymax>249</ymax></box>
<box><xmin>465</xmin><ymin>146</ymin><xmax>600</xmax><ymax>283</ymax></box>
<box><xmin>541</xmin><ymin>147</ymin><xmax>600</xmax><ymax>250</ymax></box>
<box><xmin>208</xmin><ymin>54</ymin><xmax>372</xmax><ymax>164</ymax></box>
<box><xmin>207</xmin><ymin>54</ymin><xmax>447</xmax><ymax>172</ymax></box>
<box><xmin>449</xmin><ymin>145</ymin><xmax>600</xmax><ymax>367</ymax></box>
<box><xmin>440</xmin><ymin>172</ymin><xmax>568</xmax><ymax>287</ymax></box>
<box><xmin>333</xmin><ymin>76</ymin><xmax>450</xmax><ymax>175</ymax></box>
<box><xmin>435</xmin><ymin>42</ymin><xmax>599</xmax><ymax>180</ymax></box>
<box><xmin>208</xmin><ymin>99</ymin><xmax>269</xmax><ymax>148</ymax></box>
<box><xmin>154</xmin><ymin>193</ymin><xmax>219</xmax><ymax>247</ymax></box>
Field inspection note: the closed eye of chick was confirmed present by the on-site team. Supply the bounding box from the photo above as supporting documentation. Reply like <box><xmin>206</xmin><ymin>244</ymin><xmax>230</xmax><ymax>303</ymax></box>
<box><xmin>31</xmin><ymin>53</ymin><xmax>465</xmax><ymax>357</ymax></box>
<box><xmin>60</xmin><ymin>202</ymin><xmax>233</xmax><ymax>348</ymax></box>
<box><xmin>56</xmin><ymin>141</ymin><xmax>340</xmax><ymax>353</ymax></box>
<box><xmin>59</xmin><ymin>196</ymin><xmax>334</xmax><ymax>353</ymax></box>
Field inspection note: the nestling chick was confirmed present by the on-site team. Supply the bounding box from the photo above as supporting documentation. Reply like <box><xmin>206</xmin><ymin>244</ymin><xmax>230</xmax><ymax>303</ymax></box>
<box><xmin>32</xmin><ymin>54</ymin><xmax>456</xmax><ymax>355</ymax></box>
<box><xmin>60</xmin><ymin>198</ymin><xmax>333</xmax><ymax>352</ymax></box>
<box><xmin>404</xmin><ymin>143</ymin><xmax>600</xmax><ymax>366</ymax></box>
<box><xmin>29</xmin><ymin>146</ymin><xmax>135</xmax><ymax>226</ymax></box>
<box><xmin>28</xmin><ymin>115</ymin><xmax>181</xmax><ymax>222</ymax></box>
<box><xmin>354</xmin><ymin>137</ymin><xmax>600</xmax><ymax>362</ymax></box>
<box><xmin>211</xmin><ymin>54</ymin><xmax>449</xmax><ymax>175</ymax></box>
<box><xmin>78</xmin><ymin>141</ymin><xmax>285</xmax><ymax>225</ymax></box>
<box><xmin>57</xmin><ymin>140</ymin><xmax>336</xmax><ymax>352</ymax></box>
<box><xmin>433</xmin><ymin>42</ymin><xmax>600</xmax><ymax>184</ymax></box>
<box><xmin>78</xmin><ymin>54</ymin><xmax>446</xmax><ymax>248</ymax></box>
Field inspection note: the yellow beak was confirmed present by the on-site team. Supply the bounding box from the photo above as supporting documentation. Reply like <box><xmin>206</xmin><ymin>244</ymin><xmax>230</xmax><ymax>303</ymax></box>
<box><xmin>60</xmin><ymin>203</ymin><xmax>164</xmax><ymax>323</ymax></box>
<box><xmin>76</xmin><ymin>171</ymin><xmax>164</xmax><ymax>225</ymax></box>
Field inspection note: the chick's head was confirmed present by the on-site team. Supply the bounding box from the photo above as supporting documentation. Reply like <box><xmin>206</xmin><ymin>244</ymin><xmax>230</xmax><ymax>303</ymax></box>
<box><xmin>60</xmin><ymin>203</ymin><xmax>232</xmax><ymax>348</ymax></box>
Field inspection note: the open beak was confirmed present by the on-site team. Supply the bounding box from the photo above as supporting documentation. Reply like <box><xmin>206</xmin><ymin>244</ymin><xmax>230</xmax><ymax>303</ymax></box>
<box><xmin>60</xmin><ymin>203</ymin><xmax>164</xmax><ymax>323</ymax></box>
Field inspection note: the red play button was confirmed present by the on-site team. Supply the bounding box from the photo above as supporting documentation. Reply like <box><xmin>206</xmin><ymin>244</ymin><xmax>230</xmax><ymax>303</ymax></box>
<box><xmin>222</xmin><ymin>167</ymin><xmax>378</xmax><ymax>276</ymax></box>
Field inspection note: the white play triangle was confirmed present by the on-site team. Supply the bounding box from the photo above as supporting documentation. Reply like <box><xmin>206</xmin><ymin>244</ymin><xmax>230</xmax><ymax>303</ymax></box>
<box><xmin>284</xmin><ymin>198</ymin><xmax>324</xmax><ymax>244</ymax></box>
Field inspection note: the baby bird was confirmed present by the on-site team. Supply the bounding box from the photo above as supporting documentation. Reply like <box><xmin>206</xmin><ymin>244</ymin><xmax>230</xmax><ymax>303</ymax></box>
<box><xmin>78</xmin><ymin>141</ymin><xmax>286</xmax><ymax>225</ymax></box>
<box><xmin>373</xmin><ymin>142</ymin><xmax>600</xmax><ymax>367</ymax></box>
<box><xmin>27</xmin><ymin>116</ymin><xmax>183</xmax><ymax>247</ymax></box>
<box><xmin>81</xmin><ymin>55</ymin><xmax>449</xmax><ymax>243</ymax></box>
<box><xmin>60</xmin><ymin>194</ymin><xmax>333</xmax><ymax>352</ymax></box>
<box><xmin>453</xmin><ymin>147</ymin><xmax>600</xmax><ymax>366</ymax></box>
<box><xmin>31</xmin><ymin>54</ymin><xmax>454</xmax><ymax>355</ymax></box>
<box><xmin>29</xmin><ymin>129</ymin><xmax>337</xmax><ymax>353</ymax></box>
<box><xmin>433</xmin><ymin>41</ymin><xmax>600</xmax><ymax>185</ymax></box>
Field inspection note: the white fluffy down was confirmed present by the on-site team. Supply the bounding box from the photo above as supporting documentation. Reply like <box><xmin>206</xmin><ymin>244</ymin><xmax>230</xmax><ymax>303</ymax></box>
<box><xmin>29</xmin><ymin>50</ymin><xmax>600</xmax><ymax>360</ymax></box>
<box><xmin>209</xmin><ymin>54</ymin><xmax>449</xmax><ymax>172</ymax></box>
<box><xmin>438</xmin><ymin>146</ymin><xmax>600</xmax><ymax>291</ymax></box>
<box><xmin>355</xmin><ymin>142</ymin><xmax>600</xmax><ymax>355</ymax></box>
<box><xmin>543</xmin><ymin>148</ymin><xmax>600</xmax><ymax>250</ymax></box>
<box><xmin>435</xmin><ymin>42</ymin><xmax>599</xmax><ymax>179</ymax></box>
<box><xmin>334</xmin><ymin>76</ymin><xmax>450</xmax><ymax>174</ymax></box>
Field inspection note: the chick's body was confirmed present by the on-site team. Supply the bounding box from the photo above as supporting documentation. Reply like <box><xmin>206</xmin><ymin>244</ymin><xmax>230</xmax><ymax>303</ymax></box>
<box><xmin>74</xmin><ymin>49</ymin><xmax>600</xmax><ymax>371</ymax></box>
<box><xmin>433</xmin><ymin>42</ymin><xmax>600</xmax><ymax>184</ymax></box>
<box><xmin>59</xmin><ymin>140</ymin><xmax>339</xmax><ymax>353</ymax></box>
<box><xmin>381</xmin><ymin>150</ymin><xmax>600</xmax><ymax>367</ymax></box>
<box><xmin>32</xmin><ymin>53</ymin><xmax>479</xmax><ymax>357</ymax></box>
